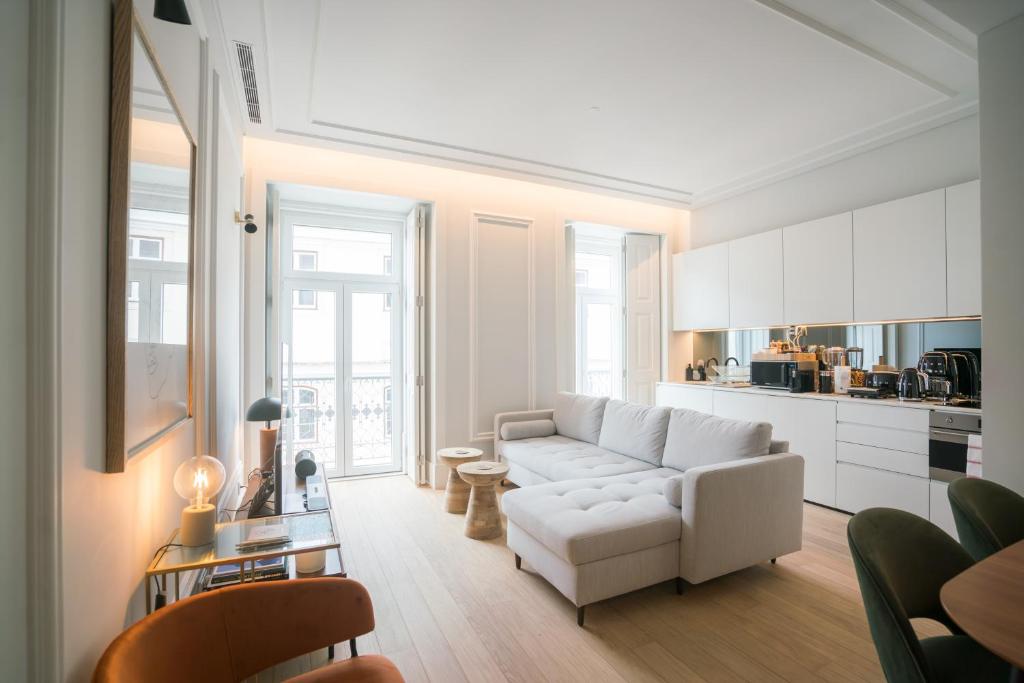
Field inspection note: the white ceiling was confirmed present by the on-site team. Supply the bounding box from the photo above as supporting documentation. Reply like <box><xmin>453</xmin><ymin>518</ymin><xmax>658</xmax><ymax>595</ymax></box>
<box><xmin>211</xmin><ymin>0</ymin><xmax>979</xmax><ymax>207</ymax></box>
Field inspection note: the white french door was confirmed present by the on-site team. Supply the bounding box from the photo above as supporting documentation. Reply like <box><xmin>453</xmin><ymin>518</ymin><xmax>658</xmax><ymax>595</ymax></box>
<box><xmin>282</xmin><ymin>280</ymin><xmax>403</xmax><ymax>478</ymax></box>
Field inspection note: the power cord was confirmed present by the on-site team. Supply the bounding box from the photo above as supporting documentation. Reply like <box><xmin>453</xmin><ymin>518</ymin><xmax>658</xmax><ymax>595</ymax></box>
<box><xmin>150</xmin><ymin>542</ymin><xmax>182</xmax><ymax>611</ymax></box>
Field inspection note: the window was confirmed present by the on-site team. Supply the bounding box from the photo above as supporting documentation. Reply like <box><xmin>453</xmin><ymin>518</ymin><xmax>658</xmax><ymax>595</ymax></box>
<box><xmin>294</xmin><ymin>387</ymin><xmax>318</xmax><ymax>442</ymax></box>
<box><xmin>294</xmin><ymin>250</ymin><xmax>318</xmax><ymax>271</ymax></box>
<box><xmin>129</xmin><ymin>236</ymin><xmax>164</xmax><ymax>261</ymax></box>
<box><xmin>294</xmin><ymin>289</ymin><xmax>317</xmax><ymax>309</ymax></box>
<box><xmin>574</xmin><ymin>234</ymin><xmax>624</xmax><ymax>399</ymax></box>
<box><xmin>126</xmin><ymin>281</ymin><xmax>140</xmax><ymax>342</ymax></box>
<box><xmin>292</xmin><ymin>225</ymin><xmax>393</xmax><ymax>276</ymax></box>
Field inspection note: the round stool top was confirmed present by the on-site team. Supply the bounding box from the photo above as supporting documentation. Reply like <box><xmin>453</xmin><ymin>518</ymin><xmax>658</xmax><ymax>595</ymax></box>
<box><xmin>437</xmin><ymin>447</ymin><xmax>483</xmax><ymax>467</ymax></box>
<box><xmin>456</xmin><ymin>460</ymin><xmax>509</xmax><ymax>486</ymax></box>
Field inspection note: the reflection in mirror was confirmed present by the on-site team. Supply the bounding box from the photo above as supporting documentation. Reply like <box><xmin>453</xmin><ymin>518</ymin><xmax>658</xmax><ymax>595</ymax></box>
<box><xmin>124</xmin><ymin>30</ymin><xmax>193</xmax><ymax>453</ymax></box>
<box><xmin>692</xmin><ymin>319</ymin><xmax>981</xmax><ymax>372</ymax></box>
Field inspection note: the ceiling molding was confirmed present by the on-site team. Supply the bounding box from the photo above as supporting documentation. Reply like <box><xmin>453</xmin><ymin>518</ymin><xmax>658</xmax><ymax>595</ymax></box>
<box><xmin>752</xmin><ymin>0</ymin><xmax>958</xmax><ymax>97</ymax></box>
<box><xmin>690</xmin><ymin>99</ymin><xmax>978</xmax><ymax>207</ymax></box>
<box><xmin>272</xmin><ymin>126</ymin><xmax>694</xmax><ymax>206</ymax></box>
<box><xmin>872</xmin><ymin>0</ymin><xmax>977</xmax><ymax>59</ymax></box>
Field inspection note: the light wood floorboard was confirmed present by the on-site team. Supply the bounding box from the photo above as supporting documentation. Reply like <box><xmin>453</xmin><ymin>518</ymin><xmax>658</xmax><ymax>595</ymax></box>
<box><xmin>279</xmin><ymin>475</ymin><xmax>949</xmax><ymax>682</ymax></box>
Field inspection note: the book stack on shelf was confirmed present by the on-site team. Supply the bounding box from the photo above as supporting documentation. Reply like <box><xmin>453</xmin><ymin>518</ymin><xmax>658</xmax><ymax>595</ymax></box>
<box><xmin>204</xmin><ymin>556</ymin><xmax>289</xmax><ymax>590</ymax></box>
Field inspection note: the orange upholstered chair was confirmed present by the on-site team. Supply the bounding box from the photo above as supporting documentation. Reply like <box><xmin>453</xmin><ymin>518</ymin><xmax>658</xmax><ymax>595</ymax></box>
<box><xmin>93</xmin><ymin>577</ymin><xmax>403</xmax><ymax>682</ymax></box>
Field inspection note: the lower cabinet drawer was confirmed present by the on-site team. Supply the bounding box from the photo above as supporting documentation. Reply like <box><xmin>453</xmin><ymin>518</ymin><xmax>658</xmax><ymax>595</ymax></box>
<box><xmin>836</xmin><ymin>462</ymin><xmax>929</xmax><ymax>517</ymax></box>
<box><xmin>837</xmin><ymin>441</ymin><xmax>928</xmax><ymax>478</ymax></box>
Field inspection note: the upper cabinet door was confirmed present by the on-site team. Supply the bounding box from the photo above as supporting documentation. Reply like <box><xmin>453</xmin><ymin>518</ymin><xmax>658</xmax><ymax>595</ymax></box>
<box><xmin>853</xmin><ymin>189</ymin><xmax>946</xmax><ymax>322</ymax></box>
<box><xmin>673</xmin><ymin>243</ymin><xmax>729</xmax><ymax>330</ymax></box>
<box><xmin>729</xmin><ymin>229</ymin><xmax>784</xmax><ymax>328</ymax></box>
<box><xmin>945</xmin><ymin>180</ymin><xmax>981</xmax><ymax>317</ymax></box>
<box><xmin>783</xmin><ymin>213</ymin><xmax>853</xmax><ymax>325</ymax></box>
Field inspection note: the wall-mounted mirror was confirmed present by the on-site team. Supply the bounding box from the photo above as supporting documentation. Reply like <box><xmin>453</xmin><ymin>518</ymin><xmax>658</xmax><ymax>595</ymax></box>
<box><xmin>107</xmin><ymin>0</ymin><xmax>196</xmax><ymax>472</ymax></box>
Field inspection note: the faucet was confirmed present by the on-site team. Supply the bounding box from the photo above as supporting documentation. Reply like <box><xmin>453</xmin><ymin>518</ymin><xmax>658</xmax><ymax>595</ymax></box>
<box><xmin>726</xmin><ymin>357</ymin><xmax>739</xmax><ymax>366</ymax></box>
<box><xmin>707</xmin><ymin>357</ymin><xmax>719</xmax><ymax>369</ymax></box>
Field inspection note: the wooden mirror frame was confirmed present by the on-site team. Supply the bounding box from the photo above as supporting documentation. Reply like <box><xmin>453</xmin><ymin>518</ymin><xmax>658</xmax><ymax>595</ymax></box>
<box><xmin>106</xmin><ymin>0</ymin><xmax>197</xmax><ymax>472</ymax></box>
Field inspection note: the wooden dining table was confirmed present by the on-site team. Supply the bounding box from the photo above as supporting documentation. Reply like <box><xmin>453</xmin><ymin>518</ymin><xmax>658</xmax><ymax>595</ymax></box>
<box><xmin>941</xmin><ymin>539</ymin><xmax>1024</xmax><ymax>680</ymax></box>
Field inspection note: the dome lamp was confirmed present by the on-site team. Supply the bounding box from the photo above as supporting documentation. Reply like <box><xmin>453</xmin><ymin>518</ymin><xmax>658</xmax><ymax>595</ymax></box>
<box><xmin>173</xmin><ymin>455</ymin><xmax>226</xmax><ymax>546</ymax></box>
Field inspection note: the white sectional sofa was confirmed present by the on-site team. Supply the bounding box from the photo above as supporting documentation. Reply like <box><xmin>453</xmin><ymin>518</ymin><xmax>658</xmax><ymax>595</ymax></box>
<box><xmin>496</xmin><ymin>392</ymin><xmax>804</xmax><ymax>625</ymax></box>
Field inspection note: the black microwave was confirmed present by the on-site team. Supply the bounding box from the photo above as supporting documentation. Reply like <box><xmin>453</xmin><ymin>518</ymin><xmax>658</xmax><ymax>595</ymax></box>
<box><xmin>751</xmin><ymin>360</ymin><xmax>816</xmax><ymax>389</ymax></box>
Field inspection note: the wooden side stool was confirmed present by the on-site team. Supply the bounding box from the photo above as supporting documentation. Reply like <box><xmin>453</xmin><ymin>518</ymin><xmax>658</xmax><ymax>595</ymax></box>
<box><xmin>456</xmin><ymin>461</ymin><xmax>510</xmax><ymax>540</ymax></box>
<box><xmin>437</xmin><ymin>447</ymin><xmax>483</xmax><ymax>514</ymax></box>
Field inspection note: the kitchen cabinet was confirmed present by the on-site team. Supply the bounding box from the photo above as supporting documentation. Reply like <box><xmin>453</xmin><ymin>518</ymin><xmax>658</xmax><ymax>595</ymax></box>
<box><xmin>853</xmin><ymin>189</ymin><xmax>946</xmax><ymax>322</ymax></box>
<box><xmin>728</xmin><ymin>229</ymin><xmax>784</xmax><ymax>328</ymax></box>
<box><xmin>836</xmin><ymin>462</ymin><xmax>929</xmax><ymax>517</ymax></box>
<box><xmin>945</xmin><ymin>180</ymin><xmax>981</xmax><ymax>317</ymax></box>
<box><xmin>929</xmin><ymin>480</ymin><xmax>959</xmax><ymax>539</ymax></box>
<box><xmin>655</xmin><ymin>383</ymin><xmax>714</xmax><ymax>414</ymax></box>
<box><xmin>713</xmin><ymin>390</ymin><xmax>837</xmax><ymax>506</ymax></box>
<box><xmin>783</xmin><ymin>213</ymin><xmax>853</xmax><ymax>325</ymax></box>
<box><xmin>673</xmin><ymin>243</ymin><xmax>729</xmax><ymax>330</ymax></box>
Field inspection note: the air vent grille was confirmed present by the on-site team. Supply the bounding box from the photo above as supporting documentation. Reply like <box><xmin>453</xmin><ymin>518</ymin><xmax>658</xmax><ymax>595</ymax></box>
<box><xmin>234</xmin><ymin>41</ymin><xmax>262</xmax><ymax>124</ymax></box>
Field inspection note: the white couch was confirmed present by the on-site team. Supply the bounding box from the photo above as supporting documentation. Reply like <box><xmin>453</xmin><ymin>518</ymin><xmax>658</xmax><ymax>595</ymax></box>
<box><xmin>496</xmin><ymin>392</ymin><xmax>804</xmax><ymax>625</ymax></box>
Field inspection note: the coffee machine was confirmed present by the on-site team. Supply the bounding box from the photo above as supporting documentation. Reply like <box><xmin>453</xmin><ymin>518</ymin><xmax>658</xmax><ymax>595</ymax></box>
<box><xmin>918</xmin><ymin>350</ymin><xmax>981</xmax><ymax>407</ymax></box>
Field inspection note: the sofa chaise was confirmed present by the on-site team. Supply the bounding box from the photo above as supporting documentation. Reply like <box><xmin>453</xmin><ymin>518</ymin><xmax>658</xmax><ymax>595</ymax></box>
<box><xmin>496</xmin><ymin>392</ymin><xmax>804</xmax><ymax>625</ymax></box>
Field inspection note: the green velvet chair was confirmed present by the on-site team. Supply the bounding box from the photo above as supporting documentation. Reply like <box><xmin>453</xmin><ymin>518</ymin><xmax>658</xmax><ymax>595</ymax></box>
<box><xmin>847</xmin><ymin>508</ymin><xmax>1010</xmax><ymax>683</ymax></box>
<box><xmin>948</xmin><ymin>477</ymin><xmax>1024</xmax><ymax>561</ymax></box>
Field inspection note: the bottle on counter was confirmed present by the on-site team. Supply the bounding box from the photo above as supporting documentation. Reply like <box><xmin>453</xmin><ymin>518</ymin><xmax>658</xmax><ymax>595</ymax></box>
<box><xmin>685</xmin><ymin>363</ymin><xmax>694</xmax><ymax>382</ymax></box>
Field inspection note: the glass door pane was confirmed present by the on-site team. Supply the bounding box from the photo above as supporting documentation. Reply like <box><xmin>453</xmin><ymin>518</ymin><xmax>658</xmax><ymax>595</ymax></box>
<box><xmin>344</xmin><ymin>286</ymin><xmax>402</xmax><ymax>475</ymax></box>
<box><xmin>285</xmin><ymin>286</ymin><xmax>341</xmax><ymax>477</ymax></box>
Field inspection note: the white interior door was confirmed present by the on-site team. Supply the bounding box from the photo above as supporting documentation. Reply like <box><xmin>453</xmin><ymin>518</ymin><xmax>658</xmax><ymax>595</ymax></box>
<box><xmin>625</xmin><ymin>233</ymin><xmax>662</xmax><ymax>405</ymax></box>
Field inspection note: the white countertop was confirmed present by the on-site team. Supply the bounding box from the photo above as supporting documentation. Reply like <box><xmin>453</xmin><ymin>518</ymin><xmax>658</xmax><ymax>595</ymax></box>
<box><xmin>657</xmin><ymin>381</ymin><xmax>982</xmax><ymax>415</ymax></box>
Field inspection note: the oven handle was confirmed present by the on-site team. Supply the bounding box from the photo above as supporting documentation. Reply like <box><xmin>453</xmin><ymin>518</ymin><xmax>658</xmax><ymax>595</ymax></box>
<box><xmin>930</xmin><ymin>428</ymin><xmax>970</xmax><ymax>444</ymax></box>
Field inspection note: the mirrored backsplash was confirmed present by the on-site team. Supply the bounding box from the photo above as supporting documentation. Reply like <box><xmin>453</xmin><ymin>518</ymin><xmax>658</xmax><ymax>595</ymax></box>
<box><xmin>691</xmin><ymin>319</ymin><xmax>981</xmax><ymax>373</ymax></box>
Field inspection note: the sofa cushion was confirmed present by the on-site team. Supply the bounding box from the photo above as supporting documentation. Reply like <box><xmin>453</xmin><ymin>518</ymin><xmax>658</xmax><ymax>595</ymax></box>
<box><xmin>553</xmin><ymin>393</ymin><xmax>608</xmax><ymax>445</ymax></box>
<box><xmin>501</xmin><ymin>435</ymin><xmax>655</xmax><ymax>482</ymax></box>
<box><xmin>662</xmin><ymin>408</ymin><xmax>772</xmax><ymax>471</ymax></box>
<box><xmin>499</xmin><ymin>419</ymin><xmax>557</xmax><ymax>441</ymax></box>
<box><xmin>500</xmin><ymin>468</ymin><xmax>682</xmax><ymax>564</ymax></box>
<box><xmin>598</xmin><ymin>400</ymin><xmax>671</xmax><ymax>465</ymax></box>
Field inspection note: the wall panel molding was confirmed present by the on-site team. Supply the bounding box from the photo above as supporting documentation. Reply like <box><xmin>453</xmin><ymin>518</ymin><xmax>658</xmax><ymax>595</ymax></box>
<box><xmin>468</xmin><ymin>212</ymin><xmax>535</xmax><ymax>444</ymax></box>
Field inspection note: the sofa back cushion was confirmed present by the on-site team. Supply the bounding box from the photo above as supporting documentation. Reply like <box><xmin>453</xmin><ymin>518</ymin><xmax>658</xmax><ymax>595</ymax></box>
<box><xmin>553</xmin><ymin>392</ymin><xmax>609</xmax><ymax>445</ymax></box>
<box><xmin>597</xmin><ymin>400</ymin><xmax>672</xmax><ymax>465</ymax></box>
<box><xmin>662</xmin><ymin>408</ymin><xmax>772</xmax><ymax>471</ymax></box>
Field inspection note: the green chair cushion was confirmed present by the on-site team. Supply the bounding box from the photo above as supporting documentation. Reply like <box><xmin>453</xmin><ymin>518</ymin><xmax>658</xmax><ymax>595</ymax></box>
<box><xmin>920</xmin><ymin>635</ymin><xmax>1011</xmax><ymax>683</ymax></box>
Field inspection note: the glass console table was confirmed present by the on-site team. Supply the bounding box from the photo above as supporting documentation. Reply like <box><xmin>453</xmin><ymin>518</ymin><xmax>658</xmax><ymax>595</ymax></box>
<box><xmin>145</xmin><ymin>509</ymin><xmax>340</xmax><ymax>614</ymax></box>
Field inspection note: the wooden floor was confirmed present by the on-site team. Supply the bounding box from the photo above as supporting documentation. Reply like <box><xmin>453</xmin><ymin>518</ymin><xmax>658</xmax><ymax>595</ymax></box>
<box><xmin>300</xmin><ymin>476</ymin><xmax>945</xmax><ymax>682</ymax></box>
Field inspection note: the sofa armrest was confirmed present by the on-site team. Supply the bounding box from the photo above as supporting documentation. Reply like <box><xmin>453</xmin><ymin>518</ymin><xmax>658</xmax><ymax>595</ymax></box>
<box><xmin>494</xmin><ymin>409</ymin><xmax>554</xmax><ymax>459</ymax></box>
<box><xmin>679</xmin><ymin>453</ymin><xmax>804</xmax><ymax>584</ymax></box>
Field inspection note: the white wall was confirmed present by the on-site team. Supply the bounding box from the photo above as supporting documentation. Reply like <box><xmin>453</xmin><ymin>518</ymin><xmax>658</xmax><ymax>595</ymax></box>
<box><xmin>979</xmin><ymin>13</ymin><xmax>1024</xmax><ymax>495</ymax></box>
<box><xmin>0</xmin><ymin>0</ymin><xmax>29</xmax><ymax>679</ymax></box>
<box><xmin>54</xmin><ymin>0</ymin><xmax>245</xmax><ymax>679</ymax></box>
<box><xmin>243</xmin><ymin>138</ymin><xmax>688</xmax><ymax>480</ymax></box>
<box><xmin>689</xmin><ymin>116</ymin><xmax>979</xmax><ymax>247</ymax></box>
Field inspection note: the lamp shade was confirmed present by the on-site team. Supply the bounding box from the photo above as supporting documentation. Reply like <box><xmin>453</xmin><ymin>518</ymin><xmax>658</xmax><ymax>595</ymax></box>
<box><xmin>173</xmin><ymin>455</ymin><xmax>226</xmax><ymax>507</ymax></box>
<box><xmin>154</xmin><ymin>0</ymin><xmax>191</xmax><ymax>25</ymax></box>
<box><xmin>246</xmin><ymin>396</ymin><xmax>283</xmax><ymax>423</ymax></box>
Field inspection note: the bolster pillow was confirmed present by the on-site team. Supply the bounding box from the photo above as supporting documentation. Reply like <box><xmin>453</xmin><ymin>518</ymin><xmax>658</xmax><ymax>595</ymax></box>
<box><xmin>663</xmin><ymin>475</ymin><xmax>685</xmax><ymax>507</ymax></box>
<box><xmin>500</xmin><ymin>419</ymin><xmax>557</xmax><ymax>441</ymax></box>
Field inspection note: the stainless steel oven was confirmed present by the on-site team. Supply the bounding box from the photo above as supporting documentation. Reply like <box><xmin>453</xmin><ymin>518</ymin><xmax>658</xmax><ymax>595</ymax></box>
<box><xmin>929</xmin><ymin>410</ymin><xmax>982</xmax><ymax>483</ymax></box>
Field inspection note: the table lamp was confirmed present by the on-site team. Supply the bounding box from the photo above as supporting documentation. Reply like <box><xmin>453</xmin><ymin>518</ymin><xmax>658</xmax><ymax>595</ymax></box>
<box><xmin>247</xmin><ymin>396</ymin><xmax>283</xmax><ymax>471</ymax></box>
<box><xmin>173</xmin><ymin>455</ymin><xmax>226</xmax><ymax>546</ymax></box>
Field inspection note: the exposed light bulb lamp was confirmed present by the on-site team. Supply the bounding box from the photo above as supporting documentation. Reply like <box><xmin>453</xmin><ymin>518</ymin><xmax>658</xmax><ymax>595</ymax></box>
<box><xmin>173</xmin><ymin>455</ymin><xmax>226</xmax><ymax>546</ymax></box>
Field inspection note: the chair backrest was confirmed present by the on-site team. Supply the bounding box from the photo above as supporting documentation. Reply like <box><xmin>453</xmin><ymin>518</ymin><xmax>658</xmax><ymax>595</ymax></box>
<box><xmin>948</xmin><ymin>477</ymin><xmax>1024</xmax><ymax>561</ymax></box>
<box><xmin>847</xmin><ymin>508</ymin><xmax>974</xmax><ymax>683</ymax></box>
<box><xmin>93</xmin><ymin>577</ymin><xmax>375</xmax><ymax>683</ymax></box>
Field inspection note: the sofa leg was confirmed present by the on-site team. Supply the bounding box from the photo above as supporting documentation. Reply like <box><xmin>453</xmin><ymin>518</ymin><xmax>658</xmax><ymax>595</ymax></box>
<box><xmin>771</xmin><ymin>558</ymin><xmax>777</xmax><ymax>565</ymax></box>
<box><xmin>577</xmin><ymin>606</ymin><xmax>585</xmax><ymax>627</ymax></box>
<box><xmin>676</xmin><ymin>577</ymin><xmax>685</xmax><ymax>595</ymax></box>
<box><xmin>515</xmin><ymin>554</ymin><xmax>522</xmax><ymax>570</ymax></box>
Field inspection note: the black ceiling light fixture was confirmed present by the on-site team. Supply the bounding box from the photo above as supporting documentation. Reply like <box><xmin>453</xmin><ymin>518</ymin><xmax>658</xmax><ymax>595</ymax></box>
<box><xmin>154</xmin><ymin>0</ymin><xmax>191</xmax><ymax>25</ymax></box>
